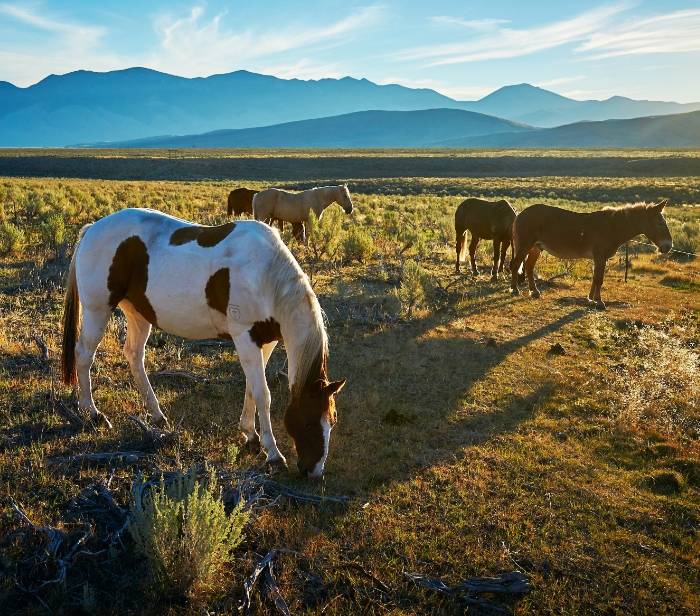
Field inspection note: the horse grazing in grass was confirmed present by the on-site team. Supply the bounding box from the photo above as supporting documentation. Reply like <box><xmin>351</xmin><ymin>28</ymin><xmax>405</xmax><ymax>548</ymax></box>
<box><xmin>253</xmin><ymin>185</ymin><xmax>354</xmax><ymax>243</ymax></box>
<box><xmin>455</xmin><ymin>198</ymin><xmax>516</xmax><ymax>279</ymax></box>
<box><xmin>227</xmin><ymin>187</ymin><xmax>258</xmax><ymax>216</ymax></box>
<box><xmin>61</xmin><ymin>208</ymin><xmax>346</xmax><ymax>477</ymax></box>
<box><xmin>510</xmin><ymin>200</ymin><xmax>672</xmax><ymax>309</ymax></box>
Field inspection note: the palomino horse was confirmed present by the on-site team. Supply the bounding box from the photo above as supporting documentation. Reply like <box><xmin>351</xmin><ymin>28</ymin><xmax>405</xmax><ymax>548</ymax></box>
<box><xmin>228</xmin><ymin>186</ymin><xmax>305</xmax><ymax>240</ymax></box>
<box><xmin>455</xmin><ymin>198</ymin><xmax>516</xmax><ymax>279</ymax></box>
<box><xmin>253</xmin><ymin>185</ymin><xmax>354</xmax><ymax>243</ymax></box>
<box><xmin>61</xmin><ymin>208</ymin><xmax>346</xmax><ymax>477</ymax></box>
<box><xmin>510</xmin><ymin>200</ymin><xmax>672</xmax><ymax>308</ymax></box>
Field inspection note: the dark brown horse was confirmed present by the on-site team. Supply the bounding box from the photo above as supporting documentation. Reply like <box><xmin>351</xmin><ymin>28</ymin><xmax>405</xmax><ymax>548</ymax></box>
<box><xmin>510</xmin><ymin>200</ymin><xmax>673</xmax><ymax>308</ymax></box>
<box><xmin>227</xmin><ymin>187</ymin><xmax>257</xmax><ymax>216</ymax></box>
<box><xmin>227</xmin><ymin>187</ymin><xmax>304</xmax><ymax>241</ymax></box>
<box><xmin>455</xmin><ymin>198</ymin><xmax>516</xmax><ymax>280</ymax></box>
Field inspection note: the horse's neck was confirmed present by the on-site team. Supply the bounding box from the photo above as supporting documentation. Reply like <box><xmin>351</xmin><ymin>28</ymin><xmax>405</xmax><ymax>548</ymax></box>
<box><xmin>279</xmin><ymin>298</ymin><xmax>326</xmax><ymax>394</ymax></box>
<box><xmin>311</xmin><ymin>187</ymin><xmax>338</xmax><ymax>215</ymax></box>
<box><xmin>607</xmin><ymin>209</ymin><xmax>646</xmax><ymax>245</ymax></box>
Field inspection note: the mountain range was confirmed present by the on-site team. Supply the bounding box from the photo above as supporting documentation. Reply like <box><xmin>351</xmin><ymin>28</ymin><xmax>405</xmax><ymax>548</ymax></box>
<box><xmin>2</xmin><ymin>67</ymin><xmax>700</xmax><ymax>147</ymax></box>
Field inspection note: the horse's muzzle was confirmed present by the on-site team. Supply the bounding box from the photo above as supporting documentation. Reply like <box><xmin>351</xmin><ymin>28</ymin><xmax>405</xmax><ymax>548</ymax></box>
<box><xmin>297</xmin><ymin>459</ymin><xmax>324</xmax><ymax>480</ymax></box>
<box><xmin>659</xmin><ymin>241</ymin><xmax>673</xmax><ymax>254</ymax></box>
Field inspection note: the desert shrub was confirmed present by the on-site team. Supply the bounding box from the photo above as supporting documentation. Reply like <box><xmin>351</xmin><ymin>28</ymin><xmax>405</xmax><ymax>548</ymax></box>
<box><xmin>670</xmin><ymin>221</ymin><xmax>699</xmax><ymax>259</ymax></box>
<box><xmin>128</xmin><ymin>465</ymin><xmax>249</xmax><ymax>599</ymax></box>
<box><xmin>307</xmin><ymin>208</ymin><xmax>343</xmax><ymax>260</ymax></box>
<box><xmin>38</xmin><ymin>212</ymin><xmax>67</xmax><ymax>258</ymax></box>
<box><xmin>393</xmin><ymin>259</ymin><xmax>433</xmax><ymax>317</ymax></box>
<box><xmin>614</xmin><ymin>327</ymin><xmax>699</xmax><ymax>437</ymax></box>
<box><xmin>0</xmin><ymin>222</ymin><xmax>25</xmax><ymax>255</ymax></box>
<box><xmin>342</xmin><ymin>226</ymin><xmax>374</xmax><ymax>263</ymax></box>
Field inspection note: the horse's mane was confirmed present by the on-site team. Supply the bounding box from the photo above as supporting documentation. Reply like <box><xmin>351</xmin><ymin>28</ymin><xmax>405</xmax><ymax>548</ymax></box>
<box><xmin>264</xmin><ymin>241</ymin><xmax>328</xmax><ymax>394</ymax></box>
<box><xmin>602</xmin><ymin>202</ymin><xmax>655</xmax><ymax>214</ymax></box>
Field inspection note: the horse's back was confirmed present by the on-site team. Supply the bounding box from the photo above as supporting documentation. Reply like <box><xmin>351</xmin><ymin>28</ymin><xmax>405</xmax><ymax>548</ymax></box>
<box><xmin>515</xmin><ymin>204</ymin><xmax>597</xmax><ymax>258</ymax></box>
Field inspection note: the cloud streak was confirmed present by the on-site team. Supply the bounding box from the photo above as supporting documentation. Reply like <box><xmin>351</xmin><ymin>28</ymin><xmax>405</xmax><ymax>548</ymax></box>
<box><xmin>398</xmin><ymin>4</ymin><xmax>630</xmax><ymax>66</ymax></box>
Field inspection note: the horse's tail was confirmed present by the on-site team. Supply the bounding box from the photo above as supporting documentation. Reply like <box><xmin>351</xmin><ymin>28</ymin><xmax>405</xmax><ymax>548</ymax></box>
<box><xmin>61</xmin><ymin>224</ymin><xmax>90</xmax><ymax>385</ymax></box>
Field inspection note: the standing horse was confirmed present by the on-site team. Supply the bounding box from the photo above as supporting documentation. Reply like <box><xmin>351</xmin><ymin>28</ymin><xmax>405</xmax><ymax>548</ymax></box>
<box><xmin>510</xmin><ymin>200</ymin><xmax>672</xmax><ymax>308</ymax></box>
<box><xmin>227</xmin><ymin>187</ymin><xmax>258</xmax><ymax>216</ymax></box>
<box><xmin>455</xmin><ymin>198</ymin><xmax>517</xmax><ymax>279</ymax></box>
<box><xmin>253</xmin><ymin>185</ymin><xmax>354</xmax><ymax>243</ymax></box>
<box><xmin>61</xmin><ymin>208</ymin><xmax>346</xmax><ymax>477</ymax></box>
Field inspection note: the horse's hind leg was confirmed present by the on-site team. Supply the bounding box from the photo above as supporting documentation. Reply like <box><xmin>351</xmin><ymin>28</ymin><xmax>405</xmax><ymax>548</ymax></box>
<box><xmin>498</xmin><ymin>240</ymin><xmax>509</xmax><ymax>274</ymax></box>
<box><xmin>490</xmin><ymin>240</ymin><xmax>500</xmax><ymax>281</ymax></box>
<box><xmin>524</xmin><ymin>247</ymin><xmax>541</xmax><ymax>298</ymax></box>
<box><xmin>234</xmin><ymin>333</ymin><xmax>286</xmax><ymax>468</ymax></box>
<box><xmin>76</xmin><ymin>306</ymin><xmax>112</xmax><ymax>428</ymax></box>
<box><xmin>121</xmin><ymin>305</ymin><xmax>167</xmax><ymax>425</ymax></box>
<box><xmin>239</xmin><ymin>341</ymin><xmax>277</xmax><ymax>450</ymax></box>
<box><xmin>455</xmin><ymin>227</ymin><xmax>465</xmax><ymax>273</ymax></box>
<box><xmin>468</xmin><ymin>235</ymin><xmax>480</xmax><ymax>275</ymax></box>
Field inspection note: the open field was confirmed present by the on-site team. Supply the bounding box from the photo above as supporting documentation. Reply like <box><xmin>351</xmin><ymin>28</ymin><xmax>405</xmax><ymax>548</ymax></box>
<box><xmin>1</xmin><ymin>164</ymin><xmax>699</xmax><ymax>614</ymax></box>
<box><xmin>2</xmin><ymin>149</ymin><xmax>700</xmax><ymax>181</ymax></box>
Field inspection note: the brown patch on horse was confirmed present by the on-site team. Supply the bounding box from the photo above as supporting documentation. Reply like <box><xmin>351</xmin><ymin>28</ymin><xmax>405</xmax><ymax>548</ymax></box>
<box><xmin>249</xmin><ymin>317</ymin><xmax>282</xmax><ymax>347</ymax></box>
<box><xmin>227</xmin><ymin>188</ymin><xmax>258</xmax><ymax>216</ymax></box>
<box><xmin>170</xmin><ymin>222</ymin><xmax>236</xmax><ymax>247</ymax></box>
<box><xmin>218</xmin><ymin>333</ymin><xmax>232</xmax><ymax>341</ymax></box>
<box><xmin>107</xmin><ymin>236</ymin><xmax>158</xmax><ymax>326</ymax></box>
<box><xmin>205</xmin><ymin>268</ymin><xmax>230</xmax><ymax>315</ymax></box>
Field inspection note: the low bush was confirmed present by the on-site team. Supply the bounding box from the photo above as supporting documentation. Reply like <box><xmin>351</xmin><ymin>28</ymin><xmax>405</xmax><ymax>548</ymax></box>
<box><xmin>128</xmin><ymin>465</ymin><xmax>249</xmax><ymax>599</ymax></box>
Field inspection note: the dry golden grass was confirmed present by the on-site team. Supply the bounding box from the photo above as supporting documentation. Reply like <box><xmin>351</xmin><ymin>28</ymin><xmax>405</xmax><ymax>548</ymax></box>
<box><xmin>1</xmin><ymin>173</ymin><xmax>699</xmax><ymax>615</ymax></box>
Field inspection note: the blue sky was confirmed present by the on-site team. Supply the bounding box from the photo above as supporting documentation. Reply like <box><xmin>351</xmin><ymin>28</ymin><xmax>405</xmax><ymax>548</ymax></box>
<box><xmin>1</xmin><ymin>1</ymin><xmax>700</xmax><ymax>101</ymax></box>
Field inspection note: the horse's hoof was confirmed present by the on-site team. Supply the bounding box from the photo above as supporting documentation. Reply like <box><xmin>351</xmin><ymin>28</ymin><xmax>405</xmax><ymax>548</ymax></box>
<box><xmin>152</xmin><ymin>414</ymin><xmax>170</xmax><ymax>429</ymax></box>
<box><xmin>266</xmin><ymin>457</ymin><xmax>288</xmax><ymax>474</ymax></box>
<box><xmin>91</xmin><ymin>411</ymin><xmax>113</xmax><ymax>430</ymax></box>
<box><xmin>530</xmin><ymin>290</ymin><xmax>541</xmax><ymax>299</ymax></box>
<box><xmin>490</xmin><ymin>275</ymin><xmax>498</xmax><ymax>283</ymax></box>
<box><xmin>595</xmin><ymin>301</ymin><xmax>606</xmax><ymax>310</ymax></box>
<box><xmin>241</xmin><ymin>435</ymin><xmax>261</xmax><ymax>452</ymax></box>
<box><xmin>510</xmin><ymin>288</ymin><xmax>520</xmax><ymax>296</ymax></box>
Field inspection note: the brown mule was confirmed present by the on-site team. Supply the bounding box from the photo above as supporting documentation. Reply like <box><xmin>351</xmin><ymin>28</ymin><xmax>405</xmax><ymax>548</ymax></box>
<box><xmin>455</xmin><ymin>198</ymin><xmax>516</xmax><ymax>280</ymax></box>
<box><xmin>510</xmin><ymin>201</ymin><xmax>673</xmax><ymax>308</ymax></box>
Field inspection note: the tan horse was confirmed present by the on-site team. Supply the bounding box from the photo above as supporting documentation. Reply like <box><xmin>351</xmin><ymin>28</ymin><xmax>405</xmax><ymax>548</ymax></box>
<box><xmin>455</xmin><ymin>198</ymin><xmax>516</xmax><ymax>279</ymax></box>
<box><xmin>253</xmin><ymin>185</ymin><xmax>354</xmax><ymax>242</ymax></box>
<box><xmin>510</xmin><ymin>200</ymin><xmax>672</xmax><ymax>308</ymax></box>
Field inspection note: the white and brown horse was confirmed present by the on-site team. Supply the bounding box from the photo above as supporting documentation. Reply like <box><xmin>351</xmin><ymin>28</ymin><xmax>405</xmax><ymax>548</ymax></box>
<box><xmin>61</xmin><ymin>208</ymin><xmax>346</xmax><ymax>477</ymax></box>
<box><xmin>253</xmin><ymin>185</ymin><xmax>354</xmax><ymax>242</ymax></box>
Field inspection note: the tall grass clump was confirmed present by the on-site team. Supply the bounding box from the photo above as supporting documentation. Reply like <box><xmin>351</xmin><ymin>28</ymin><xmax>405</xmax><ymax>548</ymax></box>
<box><xmin>128</xmin><ymin>465</ymin><xmax>249</xmax><ymax>599</ymax></box>
<box><xmin>307</xmin><ymin>208</ymin><xmax>343</xmax><ymax>260</ymax></box>
<box><xmin>615</xmin><ymin>327</ymin><xmax>699</xmax><ymax>437</ymax></box>
<box><xmin>0</xmin><ymin>221</ymin><xmax>25</xmax><ymax>255</ymax></box>
<box><xmin>393</xmin><ymin>259</ymin><xmax>433</xmax><ymax>318</ymax></box>
<box><xmin>342</xmin><ymin>226</ymin><xmax>374</xmax><ymax>263</ymax></box>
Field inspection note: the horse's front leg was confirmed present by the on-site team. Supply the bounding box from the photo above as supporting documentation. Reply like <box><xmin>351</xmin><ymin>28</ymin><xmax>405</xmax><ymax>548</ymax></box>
<box><xmin>490</xmin><ymin>240</ymin><xmax>500</xmax><ymax>281</ymax></box>
<box><xmin>238</xmin><ymin>341</ymin><xmax>277</xmax><ymax>450</ymax></box>
<box><xmin>234</xmin><ymin>334</ymin><xmax>286</xmax><ymax>469</ymax></box>
<box><xmin>590</xmin><ymin>258</ymin><xmax>607</xmax><ymax>309</ymax></box>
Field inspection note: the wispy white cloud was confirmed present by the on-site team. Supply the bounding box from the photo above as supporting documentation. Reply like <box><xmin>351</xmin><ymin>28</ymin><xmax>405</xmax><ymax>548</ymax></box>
<box><xmin>576</xmin><ymin>9</ymin><xmax>700</xmax><ymax>59</ymax></box>
<box><xmin>149</xmin><ymin>4</ymin><xmax>385</xmax><ymax>77</ymax></box>
<box><xmin>0</xmin><ymin>2</ymin><xmax>104</xmax><ymax>43</ymax></box>
<box><xmin>397</xmin><ymin>4</ymin><xmax>630</xmax><ymax>66</ymax></box>
<box><xmin>431</xmin><ymin>16</ymin><xmax>509</xmax><ymax>31</ymax></box>
<box><xmin>535</xmin><ymin>75</ymin><xmax>586</xmax><ymax>89</ymax></box>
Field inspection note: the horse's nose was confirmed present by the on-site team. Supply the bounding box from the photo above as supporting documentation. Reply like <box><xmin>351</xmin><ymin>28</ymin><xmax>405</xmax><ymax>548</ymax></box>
<box><xmin>296</xmin><ymin>459</ymin><xmax>309</xmax><ymax>477</ymax></box>
<box><xmin>660</xmin><ymin>240</ymin><xmax>673</xmax><ymax>254</ymax></box>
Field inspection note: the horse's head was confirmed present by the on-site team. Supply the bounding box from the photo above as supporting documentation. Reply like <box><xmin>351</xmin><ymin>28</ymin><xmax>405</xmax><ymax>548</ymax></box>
<box><xmin>642</xmin><ymin>200</ymin><xmax>673</xmax><ymax>254</ymax></box>
<box><xmin>284</xmin><ymin>378</ymin><xmax>346</xmax><ymax>478</ymax></box>
<box><xmin>338</xmin><ymin>184</ymin><xmax>354</xmax><ymax>215</ymax></box>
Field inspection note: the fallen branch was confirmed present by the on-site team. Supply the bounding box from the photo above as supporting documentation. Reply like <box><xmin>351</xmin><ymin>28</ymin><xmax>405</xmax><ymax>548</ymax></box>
<box><xmin>127</xmin><ymin>414</ymin><xmax>177</xmax><ymax>447</ymax></box>
<box><xmin>150</xmin><ymin>369</ymin><xmax>208</xmax><ymax>382</ymax></box>
<box><xmin>33</xmin><ymin>335</ymin><xmax>49</xmax><ymax>362</ymax></box>
<box><xmin>47</xmin><ymin>451</ymin><xmax>146</xmax><ymax>466</ymax></box>
<box><xmin>53</xmin><ymin>399</ymin><xmax>94</xmax><ymax>432</ymax></box>
<box><xmin>404</xmin><ymin>570</ymin><xmax>531</xmax><ymax>614</ymax></box>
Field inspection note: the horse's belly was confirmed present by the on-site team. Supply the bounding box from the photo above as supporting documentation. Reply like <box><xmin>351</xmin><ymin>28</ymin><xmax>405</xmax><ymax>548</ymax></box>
<box><xmin>538</xmin><ymin>241</ymin><xmax>592</xmax><ymax>260</ymax></box>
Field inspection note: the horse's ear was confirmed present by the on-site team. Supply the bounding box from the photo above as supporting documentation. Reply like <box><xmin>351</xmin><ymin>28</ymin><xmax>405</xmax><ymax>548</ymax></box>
<box><xmin>323</xmin><ymin>379</ymin><xmax>346</xmax><ymax>397</ymax></box>
<box><xmin>655</xmin><ymin>199</ymin><xmax>668</xmax><ymax>210</ymax></box>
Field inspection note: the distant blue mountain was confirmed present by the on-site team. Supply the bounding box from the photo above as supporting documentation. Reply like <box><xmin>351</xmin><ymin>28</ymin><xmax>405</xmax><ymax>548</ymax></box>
<box><xmin>93</xmin><ymin>108</ymin><xmax>533</xmax><ymax>148</ymax></box>
<box><xmin>2</xmin><ymin>68</ymin><xmax>700</xmax><ymax>146</ymax></box>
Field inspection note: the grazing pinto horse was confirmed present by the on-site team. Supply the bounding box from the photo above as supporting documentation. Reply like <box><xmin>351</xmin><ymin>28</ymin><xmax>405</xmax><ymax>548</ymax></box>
<box><xmin>510</xmin><ymin>201</ymin><xmax>672</xmax><ymax>308</ymax></box>
<box><xmin>253</xmin><ymin>185</ymin><xmax>354</xmax><ymax>243</ymax></box>
<box><xmin>455</xmin><ymin>198</ymin><xmax>517</xmax><ymax>279</ymax></box>
<box><xmin>61</xmin><ymin>208</ymin><xmax>346</xmax><ymax>477</ymax></box>
<box><xmin>227</xmin><ymin>187</ymin><xmax>258</xmax><ymax>216</ymax></box>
